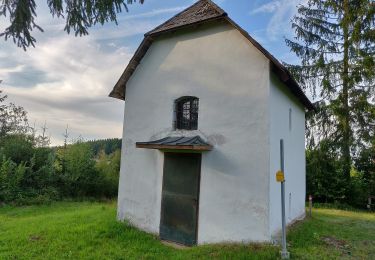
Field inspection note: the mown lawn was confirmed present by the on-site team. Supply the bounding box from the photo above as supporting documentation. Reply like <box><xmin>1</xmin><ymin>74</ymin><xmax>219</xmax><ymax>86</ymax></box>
<box><xmin>0</xmin><ymin>202</ymin><xmax>373</xmax><ymax>259</ymax></box>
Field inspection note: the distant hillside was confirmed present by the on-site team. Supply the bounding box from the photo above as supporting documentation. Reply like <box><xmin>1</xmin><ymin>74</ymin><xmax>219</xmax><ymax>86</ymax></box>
<box><xmin>85</xmin><ymin>138</ymin><xmax>122</xmax><ymax>156</ymax></box>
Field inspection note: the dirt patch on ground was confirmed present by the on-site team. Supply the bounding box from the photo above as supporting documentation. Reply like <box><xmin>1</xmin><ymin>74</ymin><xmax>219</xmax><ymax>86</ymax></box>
<box><xmin>29</xmin><ymin>235</ymin><xmax>43</xmax><ymax>242</ymax></box>
<box><xmin>322</xmin><ymin>236</ymin><xmax>351</xmax><ymax>255</ymax></box>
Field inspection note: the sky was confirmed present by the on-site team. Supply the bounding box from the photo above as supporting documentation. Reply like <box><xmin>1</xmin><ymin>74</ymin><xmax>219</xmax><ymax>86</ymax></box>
<box><xmin>0</xmin><ymin>0</ymin><xmax>306</xmax><ymax>145</ymax></box>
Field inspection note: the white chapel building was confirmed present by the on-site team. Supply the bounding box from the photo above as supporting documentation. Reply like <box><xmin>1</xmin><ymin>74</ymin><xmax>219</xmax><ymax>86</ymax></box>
<box><xmin>110</xmin><ymin>0</ymin><xmax>314</xmax><ymax>246</ymax></box>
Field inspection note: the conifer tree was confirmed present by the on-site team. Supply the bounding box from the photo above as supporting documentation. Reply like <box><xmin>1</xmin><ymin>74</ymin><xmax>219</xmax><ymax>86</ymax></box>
<box><xmin>286</xmin><ymin>0</ymin><xmax>374</xmax><ymax>183</ymax></box>
<box><xmin>0</xmin><ymin>0</ymin><xmax>144</xmax><ymax>50</ymax></box>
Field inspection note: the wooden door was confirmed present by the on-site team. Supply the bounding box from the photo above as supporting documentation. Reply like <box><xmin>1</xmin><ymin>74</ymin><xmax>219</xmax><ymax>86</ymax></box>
<box><xmin>160</xmin><ymin>153</ymin><xmax>201</xmax><ymax>246</ymax></box>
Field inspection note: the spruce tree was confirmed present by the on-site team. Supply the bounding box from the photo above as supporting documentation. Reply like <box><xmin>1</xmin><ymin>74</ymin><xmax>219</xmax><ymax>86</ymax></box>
<box><xmin>0</xmin><ymin>0</ymin><xmax>144</xmax><ymax>50</ymax></box>
<box><xmin>286</xmin><ymin>0</ymin><xmax>374</xmax><ymax>185</ymax></box>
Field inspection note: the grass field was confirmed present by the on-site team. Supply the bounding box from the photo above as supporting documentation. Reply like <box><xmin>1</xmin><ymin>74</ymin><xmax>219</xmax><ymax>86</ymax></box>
<box><xmin>0</xmin><ymin>202</ymin><xmax>374</xmax><ymax>259</ymax></box>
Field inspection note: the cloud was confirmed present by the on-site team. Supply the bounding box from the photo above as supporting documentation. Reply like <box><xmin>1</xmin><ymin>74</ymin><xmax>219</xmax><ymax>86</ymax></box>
<box><xmin>90</xmin><ymin>20</ymin><xmax>159</xmax><ymax>41</ymax></box>
<box><xmin>121</xmin><ymin>6</ymin><xmax>188</xmax><ymax>20</ymax></box>
<box><xmin>250</xmin><ymin>0</ymin><xmax>306</xmax><ymax>41</ymax></box>
<box><xmin>1</xmin><ymin>32</ymin><xmax>131</xmax><ymax>145</ymax></box>
<box><xmin>0</xmin><ymin>65</ymin><xmax>25</xmax><ymax>74</ymax></box>
<box><xmin>0</xmin><ymin>2</ymin><xmax>194</xmax><ymax>145</ymax></box>
<box><xmin>251</xmin><ymin>1</ymin><xmax>282</xmax><ymax>14</ymax></box>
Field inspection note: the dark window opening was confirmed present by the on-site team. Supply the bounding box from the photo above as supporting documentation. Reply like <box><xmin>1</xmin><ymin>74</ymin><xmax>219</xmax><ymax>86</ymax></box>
<box><xmin>175</xmin><ymin>97</ymin><xmax>199</xmax><ymax>130</ymax></box>
<box><xmin>289</xmin><ymin>108</ymin><xmax>292</xmax><ymax>131</ymax></box>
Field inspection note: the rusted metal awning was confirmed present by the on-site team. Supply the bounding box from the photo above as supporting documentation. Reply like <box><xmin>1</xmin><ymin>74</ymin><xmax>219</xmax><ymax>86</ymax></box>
<box><xmin>136</xmin><ymin>136</ymin><xmax>213</xmax><ymax>151</ymax></box>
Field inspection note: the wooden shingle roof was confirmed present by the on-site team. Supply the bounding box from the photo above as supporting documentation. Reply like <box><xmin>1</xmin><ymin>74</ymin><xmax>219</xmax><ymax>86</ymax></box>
<box><xmin>146</xmin><ymin>0</ymin><xmax>226</xmax><ymax>36</ymax></box>
<box><xmin>109</xmin><ymin>0</ymin><xmax>315</xmax><ymax>111</ymax></box>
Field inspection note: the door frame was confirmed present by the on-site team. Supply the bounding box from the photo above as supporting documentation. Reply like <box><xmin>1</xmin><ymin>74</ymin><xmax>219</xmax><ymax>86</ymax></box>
<box><xmin>159</xmin><ymin>152</ymin><xmax>202</xmax><ymax>246</ymax></box>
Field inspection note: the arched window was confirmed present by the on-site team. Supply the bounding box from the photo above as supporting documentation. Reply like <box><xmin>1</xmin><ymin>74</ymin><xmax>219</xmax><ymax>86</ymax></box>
<box><xmin>174</xmin><ymin>96</ymin><xmax>199</xmax><ymax>130</ymax></box>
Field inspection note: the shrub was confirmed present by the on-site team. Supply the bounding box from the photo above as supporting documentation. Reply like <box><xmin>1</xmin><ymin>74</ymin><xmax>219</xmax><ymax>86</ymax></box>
<box><xmin>306</xmin><ymin>140</ymin><xmax>347</xmax><ymax>203</ymax></box>
<box><xmin>96</xmin><ymin>149</ymin><xmax>120</xmax><ymax>197</ymax></box>
<box><xmin>57</xmin><ymin>142</ymin><xmax>102</xmax><ymax>197</ymax></box>
<box><xmin>0</xmin><ymin>157</ymin><xmax>27</xmax><ymax>203</ymax></box>
<box><xmin>307</xmin><ymin>138</ymin><xmax>375</xmax><ymax>209</ymax></box>
<box><xmin>0</xmin><ymin>134</ymin><xmax>33</xmax><ymax>164</ymax></box>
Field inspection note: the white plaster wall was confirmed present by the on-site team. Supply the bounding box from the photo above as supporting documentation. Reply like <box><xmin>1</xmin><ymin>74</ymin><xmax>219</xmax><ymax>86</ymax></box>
<box><xmin>268</xmin><ymin>73</ymin><xmax>306</xmax><ymax>238</ymax></box>
<box><xmin>117</xmin><ymin>22</ymin><xmax>272</xmax><ymax>243</ymax></box>
<box><xmin>117</xmin><ymin>102</ymin><xmax>164</xmax><ymax>233</ymax></box>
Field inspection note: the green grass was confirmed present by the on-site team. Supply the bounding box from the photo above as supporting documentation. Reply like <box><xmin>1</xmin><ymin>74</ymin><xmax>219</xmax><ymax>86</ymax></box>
<box><xmin>0</xmin><ymin>202</ymin><xmax>374</xmax><ymax>259</ymax></box>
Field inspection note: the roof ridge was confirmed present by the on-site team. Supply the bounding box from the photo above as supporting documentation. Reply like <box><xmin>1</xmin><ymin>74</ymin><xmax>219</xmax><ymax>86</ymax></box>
<box><xmin>145</xmin><ymin>0</ymin><xmax>226</xmax><ymax>36</ymax></box>
<box><xmin>204</xmin><ymin>0</ymin><xmax>226</xmax><ymax>15</ymax></box>
<box><xmin>110</xmin><ymin>1</ymin><xmax>315</xmax><ymax>111</ymax></box>
<box><xmin>145</xmin><ymin>1</ymin><xmax>203</xmax><ymax>36</ymax></box>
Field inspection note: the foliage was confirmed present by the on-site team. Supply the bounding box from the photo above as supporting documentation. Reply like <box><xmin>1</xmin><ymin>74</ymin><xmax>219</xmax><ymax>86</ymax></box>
<box><xmin>306</xmin><ymin>138</ymin><xmax>374</xmax><ymax>208</ymax></box>
<box><xmin>33</xmin><ymin>122</ymin><xmax>51</xmax><ymax>147</ymax></box>
<box><xmin>348</xmin><ymin>168</ymin><xmax>369</xmax><ymax>208</ymax></box>
<box><xmin>0</xmin><ymin>134</ymin><xmax>34</xmax><ymax>164</ymax></box>
<box><xmin>0</xmin><ymin>89</ymin><xmax>120</xmax><ymax>205</ymax></box>
<box><xmin>306</xmin><ymin>139</ymin><xmax>346</xmax><ymax>202</ymax></box>
<box><xmin>287</xmin><ymin>0</ymin><xmax>374</xmax><ymax>199</ymax></box>
<box><xmin>0</xmin><ymin>0</ymin><xmax>144</xmax><ymax>50</ymax></box>
<box><xmin>56</xmin><ymin>141</ymin><xmax>104</xmax><ymax>197</ymax></box>
<box><xmin>96</xmin><ymin>149</ymin><xmax>121</xmax><ymax>197</ymax></box>
<box><xmin>86</xmin><ymin>138</ymin><xmax>122</xmax><ymax>156</ymax></box>
<box><xmin>0</xmin><ymin>134</ymin><xmax>59</xmax><ymax>204</ymax></box>
<box><xmin>287</xmin><ymin>0</ymin><xmax>374</xmax><ymax>208</ymax></box>
<box><xmin>0</xmin><ymin>136</ymin><xmax>121</xmax><ymax>205</ymax></box>
<box><xmin>0</xmin><ymin>91</ymin><xmax>29</xmax><ymax>137</ymax></box>
<box><xmin>0</xmin><ymin>158</ymin><xmax>26</xmax><ymax>202</ymax></box>
<box><xmin>355</xmin><ymin>138</ymin><xmax>375</xmax><ymax>199</ymax></box>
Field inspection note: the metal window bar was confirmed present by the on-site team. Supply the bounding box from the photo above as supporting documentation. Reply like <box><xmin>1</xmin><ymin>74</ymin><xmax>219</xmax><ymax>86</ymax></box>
<box><xmin>176</xmin><ymin>97</ymin><xmax>199</xmax><ymax>130</ymax></box>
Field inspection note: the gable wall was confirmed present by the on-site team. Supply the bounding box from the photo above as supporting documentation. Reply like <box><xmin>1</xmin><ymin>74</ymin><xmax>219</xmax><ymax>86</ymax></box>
<box><xmin>117</xmin><ymin>22</ymin><xmax>272</xmax><ymax>243</ymax></box>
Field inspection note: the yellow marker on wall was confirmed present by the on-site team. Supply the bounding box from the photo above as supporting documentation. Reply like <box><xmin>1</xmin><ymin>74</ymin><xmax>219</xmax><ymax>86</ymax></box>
<box><xmin>276</xmin><ymin>170</ymin><xmax>285</xmax><ymax>182</ymax></box>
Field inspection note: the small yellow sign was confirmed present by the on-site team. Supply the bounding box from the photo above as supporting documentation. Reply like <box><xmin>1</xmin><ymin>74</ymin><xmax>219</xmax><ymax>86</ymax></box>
<box><xmin>276</xmin><ymin>170</ymin><xmax>285</xmax><ymax>182</ymax></box>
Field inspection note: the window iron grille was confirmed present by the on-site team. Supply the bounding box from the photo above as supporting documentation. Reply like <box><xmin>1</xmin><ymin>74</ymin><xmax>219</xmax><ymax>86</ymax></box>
<box><xmin>175</xmin><ymin>97</ymin><xmax>199</xmax><ymax>130</ymax></box>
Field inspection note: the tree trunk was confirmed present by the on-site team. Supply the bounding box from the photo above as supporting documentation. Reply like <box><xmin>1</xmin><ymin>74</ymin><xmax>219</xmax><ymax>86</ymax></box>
<box><xmin>342</xmin><ymin>0</ymin><xmax>351</xmax><ymax>183</ymax></box>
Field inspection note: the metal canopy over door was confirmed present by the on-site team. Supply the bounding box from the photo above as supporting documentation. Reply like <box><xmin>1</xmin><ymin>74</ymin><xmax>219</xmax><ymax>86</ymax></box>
<box><xmin>160</xmin><ymin>153</ymin><xmax>201</xmax><ymax>246</ymax></box>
